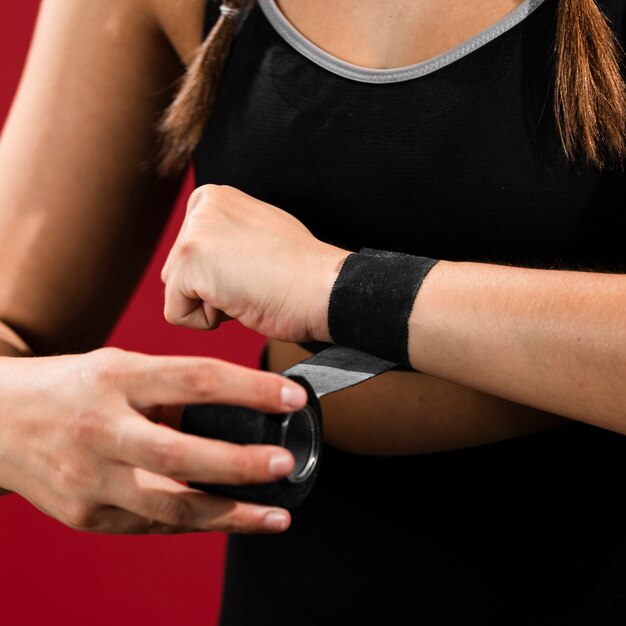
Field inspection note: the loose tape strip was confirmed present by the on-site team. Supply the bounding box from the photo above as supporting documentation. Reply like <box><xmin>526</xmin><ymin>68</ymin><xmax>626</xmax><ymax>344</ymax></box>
<box><xmin>181</xmin><ymin>346</ymin><xmax>395</xmax><ymax>509</ymax></box>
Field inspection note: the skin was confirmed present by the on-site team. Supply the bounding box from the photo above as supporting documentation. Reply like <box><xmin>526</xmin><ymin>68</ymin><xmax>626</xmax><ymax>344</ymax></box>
<box><xmin>0</xmin><ymin>0</ymin><xmax>565</xmax><ymax>528</ymax></box>
<box><xmin>276</xmin><ymin>0</ymin><xmax>524</xmax><ymax>68</ymax></box>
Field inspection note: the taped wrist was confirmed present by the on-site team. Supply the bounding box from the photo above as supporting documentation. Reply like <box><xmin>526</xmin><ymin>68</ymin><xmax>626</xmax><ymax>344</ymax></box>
<box><xmin>327</xmin><ymin>248</ymin><xmax>439</xmax><ymax>367</ymax></box>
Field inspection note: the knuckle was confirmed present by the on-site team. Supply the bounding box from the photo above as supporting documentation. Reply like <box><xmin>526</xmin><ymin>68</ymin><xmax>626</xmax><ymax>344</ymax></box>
<box><xmin>221</xmin><ymin>519</ymin><xmax>242</xmax><ymax>534</ymax></box>
<box><xmin>258</xmin><ymin>377</ymin><xmax>282</xmax><ymax>409</ymax></box>
<box><xmin>188</xmin><ymin>184</ymin><xmax>216</xmax><ymax>211</ymax></box>
<box><xmin>153</xmin><ymin>497</ymin><xmax>192</xmax><ymax>527</ymax></box>
<box><xmin>62</xmin><ymin>501</ymin><xmax>99</xmax><ymax>530</ymax></box>
<box><xmin>229</xmin><ymin>452</ymin><xmax>258</xmax><ymax>486</ymax></box>
<box><xmin>188</xmin><ymin>184</ymin><xmax>234</xmax><ymax>215</ymax></box>
<box><xmin>187</xmin><ymin>185</ymin><xmax>208</xmax><ymax>212</ymax></box>
<box><xmin>176</xmin><ymin>238</ymin><xmax>199</xmax><ymax>260</ymax></box>
<box><xmin>53</xmin><ymin>420</ymin><xmax>107</xmax><ymax>492</ymax></box>
<box><xmin>221</xmin><ymin>507</ymin><xmax>252</xmax><ymax>534</ymax></box>
<box><xmin>151</xmin><ymin>438</ymin><xmax>185</xmax><ymax>476</ymax></box>
<box><xmin>72</xmin><ymin>408</ymin><xmax>107</xmax><ymax>447</ymax></box>
<box><xmin>83</xmin><ymin>347</ymin><xmax>126</xmax><ymax>389</ymax></box>
<box><xmin>54</xmin><ymin>461</ymin><xmax>90</xmax><ymax>494</ymax></box>
<box><xmin>162</xmin><ymin>303</ymin><xmax>179</xmax><ymax>325</ymax></box>
<box><xmin>179</xmin><ymin>361</ymin><xmax>221</xmax><ymax>394</ymax></box>
<box><xmin>94</xmin><ymin>365</ymin><xmax>119</xmax><ymax>389</ymax></box>
<box><xmin>93</xmin><ymin>346</ymin><xmax>124</xmax><ymax>362</ymax></box>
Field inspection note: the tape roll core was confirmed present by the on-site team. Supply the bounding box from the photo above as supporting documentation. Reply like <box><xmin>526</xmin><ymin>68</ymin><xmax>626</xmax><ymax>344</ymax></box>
<box><xmin>181</xmin><ymin>375</ymin><xmax>322</xmax><ymax>509</ymax></box>
<box><xmin>281</xmin><ymin>405</ymin><xmax>320</xmax><ymax>484</ymax></box>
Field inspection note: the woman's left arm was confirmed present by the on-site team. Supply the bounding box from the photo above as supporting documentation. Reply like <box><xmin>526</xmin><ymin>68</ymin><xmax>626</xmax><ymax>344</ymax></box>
<box><xmin>162</xmin><ymin>184</ymin><xmax>626</xmax><ymax>433</ymax></box>
<box><xmin>407</xmin><ymin>260</ymin><xmax>626</xmax><ymax>432</ymax></box>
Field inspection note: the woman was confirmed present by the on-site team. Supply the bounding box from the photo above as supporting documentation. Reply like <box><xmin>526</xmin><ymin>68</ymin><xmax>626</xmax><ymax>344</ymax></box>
<box><xmin>2</xmin><ymin>0</ymin><xmax>625</xmax><ymax>623</ymax></box>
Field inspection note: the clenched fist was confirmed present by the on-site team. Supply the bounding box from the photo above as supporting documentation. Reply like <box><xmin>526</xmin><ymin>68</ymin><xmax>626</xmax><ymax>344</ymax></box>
<box><xmin>161</xmin><ymin>184</ymin><xmax>350</xmax><ymax>342</ymax></box>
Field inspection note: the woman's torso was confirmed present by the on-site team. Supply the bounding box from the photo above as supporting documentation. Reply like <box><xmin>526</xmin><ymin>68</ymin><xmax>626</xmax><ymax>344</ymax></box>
<box><xmin>193</xmin><ymin>0</ymin><xmax>626</xmax><ymax>623</ymax></box>
<box><xmin>196</xmin><ymin>0</ymin><xmax>626</xmax><ymax>455</ymax></box>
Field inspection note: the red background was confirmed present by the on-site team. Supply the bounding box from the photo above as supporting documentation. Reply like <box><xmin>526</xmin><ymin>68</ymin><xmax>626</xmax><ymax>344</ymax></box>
<box><xmin>0</xmin><ymin>2</ymin><xmax>264</xmax><ymax>624</ymax></box>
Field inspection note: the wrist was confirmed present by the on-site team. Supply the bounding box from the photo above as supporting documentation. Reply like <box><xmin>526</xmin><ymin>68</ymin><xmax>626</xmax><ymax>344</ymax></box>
<box><xmin>406</xmin><ymin>260</ymin><xmax>455</xmax><ymax>371</ymax></box>
<box><xmin>326</xmin><ymin>248</ymin><xmax>439</xmax><ymax>366</ymax></box>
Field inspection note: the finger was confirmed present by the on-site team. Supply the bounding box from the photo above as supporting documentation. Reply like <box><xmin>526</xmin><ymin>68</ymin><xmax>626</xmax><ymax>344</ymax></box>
<box><xmin>76</xmin><ymin>505</ymin><xmax>200</xmax><ymax>535</ymax></box>
<box><xmin>104</xmin><ymin>464</ymin><xmax>291</xmax><ymax>534</ymax></box>
<box><xmin>37</xmin><ymin>489</ymin><xmax>198</xmax><ymax>535</ymax></box>
<box><xmin>119</xmin><ymin>353</ymin><xmax>308</xmax><ymax>414</ymax></box>
<box><xmin>160</xmin><ymin>248</ymin><xmax>174</xmax><ymax>284</ymax></box>
<box><xmin>163</xmin><ymin>272</ymin><xmax>222</xmax><ymax>330</ymax></box>
<box><xmin>204</xmin><ymin>302</ymin><xmax>225</xmax><ymax>329</ymax></box>
<box><xmin>108</xmin><ymin>414</ymin><xmax>296</xmax><ymax>484</ymax></box>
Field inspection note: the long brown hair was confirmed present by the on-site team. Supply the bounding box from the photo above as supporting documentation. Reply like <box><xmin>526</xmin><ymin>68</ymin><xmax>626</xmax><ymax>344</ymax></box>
<box><xmin>158</xmin><ymin>0</ymin><xmax>626</xmax><ymax>175</ymax></box>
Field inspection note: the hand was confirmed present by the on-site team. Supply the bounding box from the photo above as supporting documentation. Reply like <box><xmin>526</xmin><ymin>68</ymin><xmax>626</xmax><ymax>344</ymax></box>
<box><xmin>160</xmin><ymin>184</ymin><xmax>350</xmax><ymax>342</ymax></box>
<box><xmin>0</xmin><ymin>347</ymin><xmax>308</xmax><ymax>534</ymax></box>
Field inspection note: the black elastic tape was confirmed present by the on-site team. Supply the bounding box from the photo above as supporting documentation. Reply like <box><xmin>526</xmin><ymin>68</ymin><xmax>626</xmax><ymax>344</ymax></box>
<box><xmin>328</xmin><ymin>248</ymin><xmax>439</xmax><ymax>367</ymax></box>
<box><xmin>181</xmin><ymin>375</ymin><xmax>321</xmax><ymax>510</ymax></box>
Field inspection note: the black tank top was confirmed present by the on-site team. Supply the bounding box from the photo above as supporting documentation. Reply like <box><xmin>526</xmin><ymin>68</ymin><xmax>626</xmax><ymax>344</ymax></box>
<box><xmin>194</xmin><ymin>1</ymin><xmax>626</xmax><ymax>624</ymax></box>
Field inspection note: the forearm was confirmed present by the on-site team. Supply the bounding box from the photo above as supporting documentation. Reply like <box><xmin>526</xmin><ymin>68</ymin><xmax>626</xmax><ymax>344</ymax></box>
<box><xmin>267</xmin><ymin>339</ymin><xmax>569</xmax><ymax>455</ymax></box>
<box><xmin>409</xmin><ymin>261</ymin><xmax>626</xmax><ymax>433</ymax></box>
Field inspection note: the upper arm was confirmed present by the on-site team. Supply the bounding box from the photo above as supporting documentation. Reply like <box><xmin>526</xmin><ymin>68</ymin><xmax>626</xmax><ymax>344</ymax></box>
<box><xmin>0</xmin><ymin>0</ymin><xmax>206</xmax><ymax>354</ymax></box>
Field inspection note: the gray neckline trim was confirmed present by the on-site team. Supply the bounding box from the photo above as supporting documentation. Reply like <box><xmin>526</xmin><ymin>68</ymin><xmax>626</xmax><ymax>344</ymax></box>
<box><xmin>257</xmin><ymin>0</ymin><xmax>547</xmax><ymax>83</ymax></box>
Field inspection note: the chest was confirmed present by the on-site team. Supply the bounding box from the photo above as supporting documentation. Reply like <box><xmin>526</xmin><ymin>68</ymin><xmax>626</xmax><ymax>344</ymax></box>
<box><xmin>195</xmin><ymin>0</ymin><xmax>624</xmax><ymax>269</ymax></box>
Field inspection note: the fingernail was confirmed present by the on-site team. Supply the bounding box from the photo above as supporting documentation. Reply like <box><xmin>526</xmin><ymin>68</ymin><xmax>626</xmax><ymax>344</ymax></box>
<box><xmin>264</xmin><ymin>511</ymin><xmax>289</xmax><ymax>532</ymax></box>
<box><xmin>281</xmin><ymin>384</ymin><xmax>307</xmax><ymax>409</ymax></box>
<box><xmin>269</xmin><ymin>452</ymin><xmax>294</xmax><ymax>477</ymax></box>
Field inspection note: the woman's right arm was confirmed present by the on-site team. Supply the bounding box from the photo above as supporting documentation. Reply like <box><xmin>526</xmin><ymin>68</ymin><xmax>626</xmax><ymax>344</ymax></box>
<box><xmin>0</xmin><ymin>0</ymin><xmax>193</xmax><ymax>354</ymax></box>
<box><xmin>0</xmin><ymin>0</ymin><xmax>306</xmax><ymax>532</ymax></box>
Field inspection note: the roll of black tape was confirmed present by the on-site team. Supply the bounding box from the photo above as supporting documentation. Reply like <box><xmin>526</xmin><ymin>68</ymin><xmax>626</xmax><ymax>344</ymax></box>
<box><xmin>181</xmin><ymin>375</ymin><xmax>321</xmax><ymax>509</ymax></box>
<box><xmin>181</xmin><ymin>346</ymin><xmax>395</xmax><ymax>509</ymax></box>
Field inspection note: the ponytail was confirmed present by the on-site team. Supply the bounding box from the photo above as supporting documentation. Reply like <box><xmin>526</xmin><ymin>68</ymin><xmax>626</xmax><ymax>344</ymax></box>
<box><xmin>555</xmin><ymin>0</ymin><xmax>626</xmax><ymax>168</ymax></box>
<box><xmin>158</xmin><ymin>0</ymin><xmax>251</xmax><ymax>176</ymax></box>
